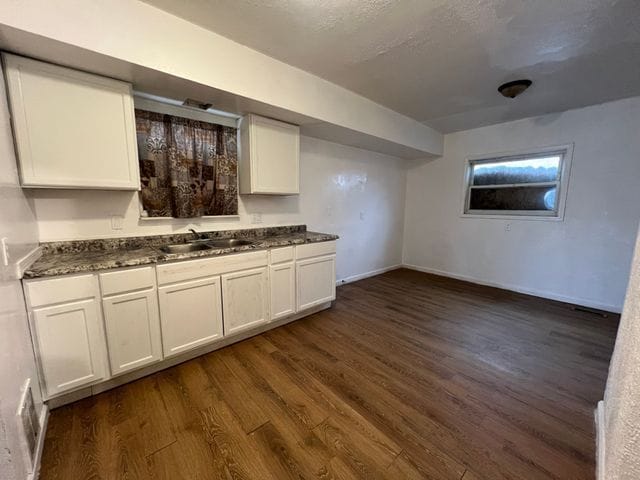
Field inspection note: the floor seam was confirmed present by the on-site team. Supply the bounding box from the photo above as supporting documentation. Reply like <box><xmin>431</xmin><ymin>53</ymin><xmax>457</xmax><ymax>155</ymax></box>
<box><xmin>245</xmin><ymin>419</ymin><xmax>271</xmax><ymax>435</ymax></box>
<box><xmin>145</xmin><ymin>439</ymin><xmax>177</xmax><ymax>459</ymax></box>
<box><xmin>385</xmin><ymin>448</ymin><xmax>404</xmax><ymax>470</ymax></box>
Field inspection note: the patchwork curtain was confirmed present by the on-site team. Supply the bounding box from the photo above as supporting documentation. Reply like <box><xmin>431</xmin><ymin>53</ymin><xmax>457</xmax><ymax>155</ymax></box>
<box><xmin>135</xmin><ymin>109</ymin><xmax>238</xmax><ymax>218</ymax></box>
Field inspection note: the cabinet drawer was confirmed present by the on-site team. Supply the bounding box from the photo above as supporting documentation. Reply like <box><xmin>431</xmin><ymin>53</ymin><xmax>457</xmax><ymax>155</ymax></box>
<box><xmin>157</xmin><ymin>250</ymin><xmax>268</xmax><ymax>285</ymax></box>
<box><xmin>270</xmin><ymin>246</ymin><xmax>294</xmax><ymax>264</ymax></box>
<box><xmin>99</xmin><ymin>266</ymin><xmax>156</xmax><ymax>296</ymax></box>
<box><xmin>25</xmin><ymin>274</ymin><xmax>98</xmax><ymax>308</ymax></box>
<box><xmin>296</xmin><ymin>241</ymin><xmax>336</xmax><ymax>260</ymax></box>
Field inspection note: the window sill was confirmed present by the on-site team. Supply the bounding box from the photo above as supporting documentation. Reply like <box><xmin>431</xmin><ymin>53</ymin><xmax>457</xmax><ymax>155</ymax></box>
<box><xmin>460</xmin><ymin>212</ymin><xmax>565</xmax><ymax>222</ymax></box>
<box><xmin>139</xmin><ymin>215</ymin><xmax>241</xmax><ymax>221</ymax></box>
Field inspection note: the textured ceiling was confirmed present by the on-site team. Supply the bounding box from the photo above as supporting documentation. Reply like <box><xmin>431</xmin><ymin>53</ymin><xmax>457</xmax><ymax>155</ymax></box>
<box><xmin>143</xmin><ymin>0</ymin><xmax>640</xmax><ymax>132</ymax></box>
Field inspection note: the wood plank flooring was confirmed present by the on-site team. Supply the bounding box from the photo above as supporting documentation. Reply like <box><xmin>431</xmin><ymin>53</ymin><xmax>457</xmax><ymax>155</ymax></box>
<box><xmin>40</xmin><ymin>269</ymin><xmax>619</xmax><ymax>480</ymax></box>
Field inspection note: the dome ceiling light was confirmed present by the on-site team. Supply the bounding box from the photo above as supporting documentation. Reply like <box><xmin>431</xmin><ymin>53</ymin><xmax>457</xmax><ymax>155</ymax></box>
<box><xmin>498</xmin><ymin>79</ymin><xmax>533</xmax><ymax>99</ymax></box>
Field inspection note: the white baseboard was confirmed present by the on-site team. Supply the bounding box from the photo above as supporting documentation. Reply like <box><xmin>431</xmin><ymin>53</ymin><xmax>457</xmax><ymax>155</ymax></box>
<box><xmin>595</xmin><ymin>401</ymin><xmax>605</xmax><ymax>480</ymax></box>
<box><xmin>402</xmin><ymin>264</ymin><xmax>621</xmax><ymax>313</ymax></box>
<box><xmin>27</xmin><ymin>404</ymin><xmax>49</xmax><ymax>480</ymax></box>
<box><xmin>336</xmin><ymin>264</ymin><xmax>402</xmax><ymax>285</ymax></box>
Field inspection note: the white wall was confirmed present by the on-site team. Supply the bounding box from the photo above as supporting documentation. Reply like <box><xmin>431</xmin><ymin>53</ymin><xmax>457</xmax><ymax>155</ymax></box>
<box><xmin>28</xmin><ymin>136</ymin><xmax>407</xmax><ymax>282</ymax></box>
<box><xmin>0</xmin><ymin>63</ymin><xmax>44</xmax><ymax>480</ymax></box>
<box><xmin>403</xmin><ymin>97</ymin><xmax>640</xmax><ymax>312</ymax></box>
<box><xmin>602</xmin><ymin>224</ymin><xmax>640</xmax><ymax>479</ymax></box>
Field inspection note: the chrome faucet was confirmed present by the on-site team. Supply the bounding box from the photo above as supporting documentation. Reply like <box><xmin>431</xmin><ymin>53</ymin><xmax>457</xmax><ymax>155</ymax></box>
<box><xmin>188</xmin><ymin>228</ymin><xmax>203</xmax><ymax>240</ymax></box>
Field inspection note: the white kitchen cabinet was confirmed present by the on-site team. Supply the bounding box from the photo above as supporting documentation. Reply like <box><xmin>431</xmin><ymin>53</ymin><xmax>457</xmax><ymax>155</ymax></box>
<box><xmin>296</xmin><ymin>242</ymin><xmax>337</xmax><ymax>311</ymax></box>
<box><xmin>3</xmin><ymin>53</ymin><xmax>140</xmax><ymax>189</ymax></box>
<box><xmin>102</xmin><ymin>289</ymin><xmax>162</xmax><ymax>375</ymax></box>
<box><xmin>100</xmin><ymin>266</ymin><xmax>162</xmax><ymax>375</ymax></box>
<box><xmin>31</xmin><ymin>299</ymin><xmax>107</xmax><ymax>397</ymax></box>
<box><xmin>269</xmin><ymin>247</ymin><xmax>296</xmax><ymax>320</ymax></box>
<box><xmin>239</xmin><ymin>114</ymin><xmax>299</xmax><ymax>194</ymax></box>
<box><xmin>158</xmin><ymin>276</ymin><xmax>224</xmax><ymax>357</ymax></box>
<box><xmin>222</xmin><ymin>267</ymin><xmax>269</xmax><ymax>335</ymax></box>
<box><xmin>24</xmin><ymin>272</ymin><xmax>109</xmax><ymax>398</ymax></box>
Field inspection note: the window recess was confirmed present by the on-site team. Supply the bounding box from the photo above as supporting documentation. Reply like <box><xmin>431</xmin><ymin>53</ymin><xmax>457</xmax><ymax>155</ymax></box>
<box><xmin>463</xmin><ymin>145</ymin><xmax>573</xmax><ymax>219</ymax></box>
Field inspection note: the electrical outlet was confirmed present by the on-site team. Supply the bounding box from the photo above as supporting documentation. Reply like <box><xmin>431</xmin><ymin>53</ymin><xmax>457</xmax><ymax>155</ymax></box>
<box><xmin>251</xmin><ymin>213</ymin><xmax>263</xmax><ymax>224</ymax></box>
<box><xmin>111</xmin><ymin>215</ymin><xmax>124</xmax><ymax>230</ymax></box>
<box><xmin>359</xmin><ymin>211</ymin><xmax>365</xmax><ymax>221</ymax></box>
<box><xmin>505</xmin><ymin>222</ymin><xmax>511</xmax><ymax>232</ymax></box>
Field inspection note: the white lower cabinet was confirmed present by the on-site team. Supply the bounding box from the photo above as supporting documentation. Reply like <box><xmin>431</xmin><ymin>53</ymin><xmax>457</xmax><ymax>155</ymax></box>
<box><xmin>296</xmin><ymin>255</ymin><xmax>337</xmax><ymax>311</ymax></box>
<box><xmin>270</xmin><ymin>262</ymin><xmax>296</xmax><ymax>320</ymax></box>
<box><xmin>102</xmin><ymin>289</ymin><xmax>162</xmax><ymax>375</ymax></box>
<box><xmin>158</xmin><ymin>276</ymin><xmax>224</xmax><ymax>358</ymax></box>
<box><xmin>31</xmin><ymin>298</ymin><xmax>107</xmax><ymax>398</ymax></box>
<box><xmin>222</xmin><ymin>267</ymin><xmax>269</xmax><ymax>335</ymax></box>
<box><xmin>23</xmin><ymin>240</ymin><xmax>337</xmax><ymax>400</ymax></box>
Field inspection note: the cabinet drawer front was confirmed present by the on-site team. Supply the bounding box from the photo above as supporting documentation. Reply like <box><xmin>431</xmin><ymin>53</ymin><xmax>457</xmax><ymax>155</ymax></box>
<box><xmin>99</xmin><ymin>266</ymin><xmax>156</xmax><ymax>296</ymax></box>
<box><xmin>296</xmin><ymin>241</ymin><xmax>336</xmax><ymax>260</ymax></box>
<box><xmin>157</xmin><ymin>250</ymin><xmax>268</xmax><ymax>285</ymax></box>
<box><xmin>25</xmin><ymin>274</ymin><xmax>98</xmax><ymax>308</ymax></box>
<box><xmin>32</xmin><ymin>298</ymin><xmax>106</xmax><ymax>397</ymax></box>
<box><xmin>270</xmin><ymin>246</ymin><xmax>294</xmax><ymax>264</ymax></box>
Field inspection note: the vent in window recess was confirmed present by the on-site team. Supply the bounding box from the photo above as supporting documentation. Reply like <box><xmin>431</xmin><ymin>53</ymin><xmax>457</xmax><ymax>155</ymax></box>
<box><xmin>463</xmin><ymin>147</ymin><xmax>571</xmax><ymax>218</ymax></box>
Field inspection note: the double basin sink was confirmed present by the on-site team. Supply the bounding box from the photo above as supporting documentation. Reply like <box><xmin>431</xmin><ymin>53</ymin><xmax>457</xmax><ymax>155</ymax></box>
<box><xmin>159</xmin><ymin>238</ymin><xmax>256</xmax><ymax>254</ymax></box>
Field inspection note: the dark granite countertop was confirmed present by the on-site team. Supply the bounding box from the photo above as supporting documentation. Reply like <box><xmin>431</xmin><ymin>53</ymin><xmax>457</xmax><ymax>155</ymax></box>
<box><xmin>24</xmin><ymin>225</ymin><xmax>338</xmax><ymax>279</ymax></box>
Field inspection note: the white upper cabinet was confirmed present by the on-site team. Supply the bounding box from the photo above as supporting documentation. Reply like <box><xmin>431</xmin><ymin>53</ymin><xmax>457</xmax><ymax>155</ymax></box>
<box><xmin>239</xmin><ymin>114</ymin><xmax>299</xmax><ymax>194</ymax></box>
<box><xmin>2</xmin><ymin>54</ymin><xmax>140</xmax><ymax>189</ymax></box>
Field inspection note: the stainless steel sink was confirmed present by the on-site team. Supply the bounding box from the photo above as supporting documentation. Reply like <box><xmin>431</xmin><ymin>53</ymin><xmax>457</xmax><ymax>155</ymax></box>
<box><xmin>159</xmin><ymin>242</ymin><xmax>213</xmax><ymax>254</ymax></box>
<box><xmin>207</xmin><ymin>238</ymin><xmax>255</xmax><ymax>248</ymax></box>
<box><xmin>159</xmin><ymin>238</ymin><xmax>255</xmax><ymax>253</ymax></box>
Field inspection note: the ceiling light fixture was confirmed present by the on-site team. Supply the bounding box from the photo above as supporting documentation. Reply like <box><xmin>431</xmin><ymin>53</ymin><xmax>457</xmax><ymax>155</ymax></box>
<box><xmin>498</xmin><ymin>79</ymin><xmax>532</xmax><ymax>99</ymax></box>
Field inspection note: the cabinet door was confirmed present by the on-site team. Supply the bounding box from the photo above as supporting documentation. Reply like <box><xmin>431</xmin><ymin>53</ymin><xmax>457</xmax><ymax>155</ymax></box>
<box><xmin>222</xmin><ymin>267</ymin><xmax>269</xmax><ymax>335</ymax></box>
<box><xmin>32</xmin><ymin>299</ymin><xmax>106</xmax><ymax>397</ymax></box>
<box><xmin>296</xmin><ymin>255</ymin><xmax>336</xmax><ymax>311</ymax></box>
<box><xmin>270</xmin><ymin>262</ymin><xmax>296</xmax><ymax>320</ymax></box>
<box><xmin>158</xmin><ymin>277</ymin><xmax>223</xmax><ymax>358</ymax></box>
<box><xmin>102</xmin><ymin>289</ymin><xmax>162</xmax><ymax>375</ymax></box>
<box><xmin>240</xmin><ymin>114</ymin><xmax>299</xmax><ymax>194</ymax></box>
<box><xmin>3</xmin><ymin>53</ymin><xmax>139</xmax><ymax>189</ymax></box>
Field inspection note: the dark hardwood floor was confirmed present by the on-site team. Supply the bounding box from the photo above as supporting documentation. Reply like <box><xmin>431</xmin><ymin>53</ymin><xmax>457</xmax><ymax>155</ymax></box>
<box><xmin>40</xmin><ymin>269</ymin><xmax>619</xmax><ymax>480</ymax></box>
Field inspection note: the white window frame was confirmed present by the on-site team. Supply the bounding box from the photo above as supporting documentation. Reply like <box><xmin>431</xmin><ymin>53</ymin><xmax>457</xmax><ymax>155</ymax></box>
<box><xmin>461</xmin><ymin>143</ymin><xmax>574</xmax><ymax>221</ymax></box>
<box><xmin>133</xmin><ymin>93</ymin><xmax>242</xmax><ymax>220</ymax></box>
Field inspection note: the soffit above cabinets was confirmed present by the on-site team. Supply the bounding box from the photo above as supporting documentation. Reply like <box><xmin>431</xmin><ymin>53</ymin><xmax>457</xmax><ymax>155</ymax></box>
<box><xmin>0</xmin><ymin>1</ymin><xmax>443</xmax><ymax>159</ymax></box>
<box><xmin>144</xmin><ymin>0</ymin><xmax>640</xmax><ymax>134</ymax></box>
